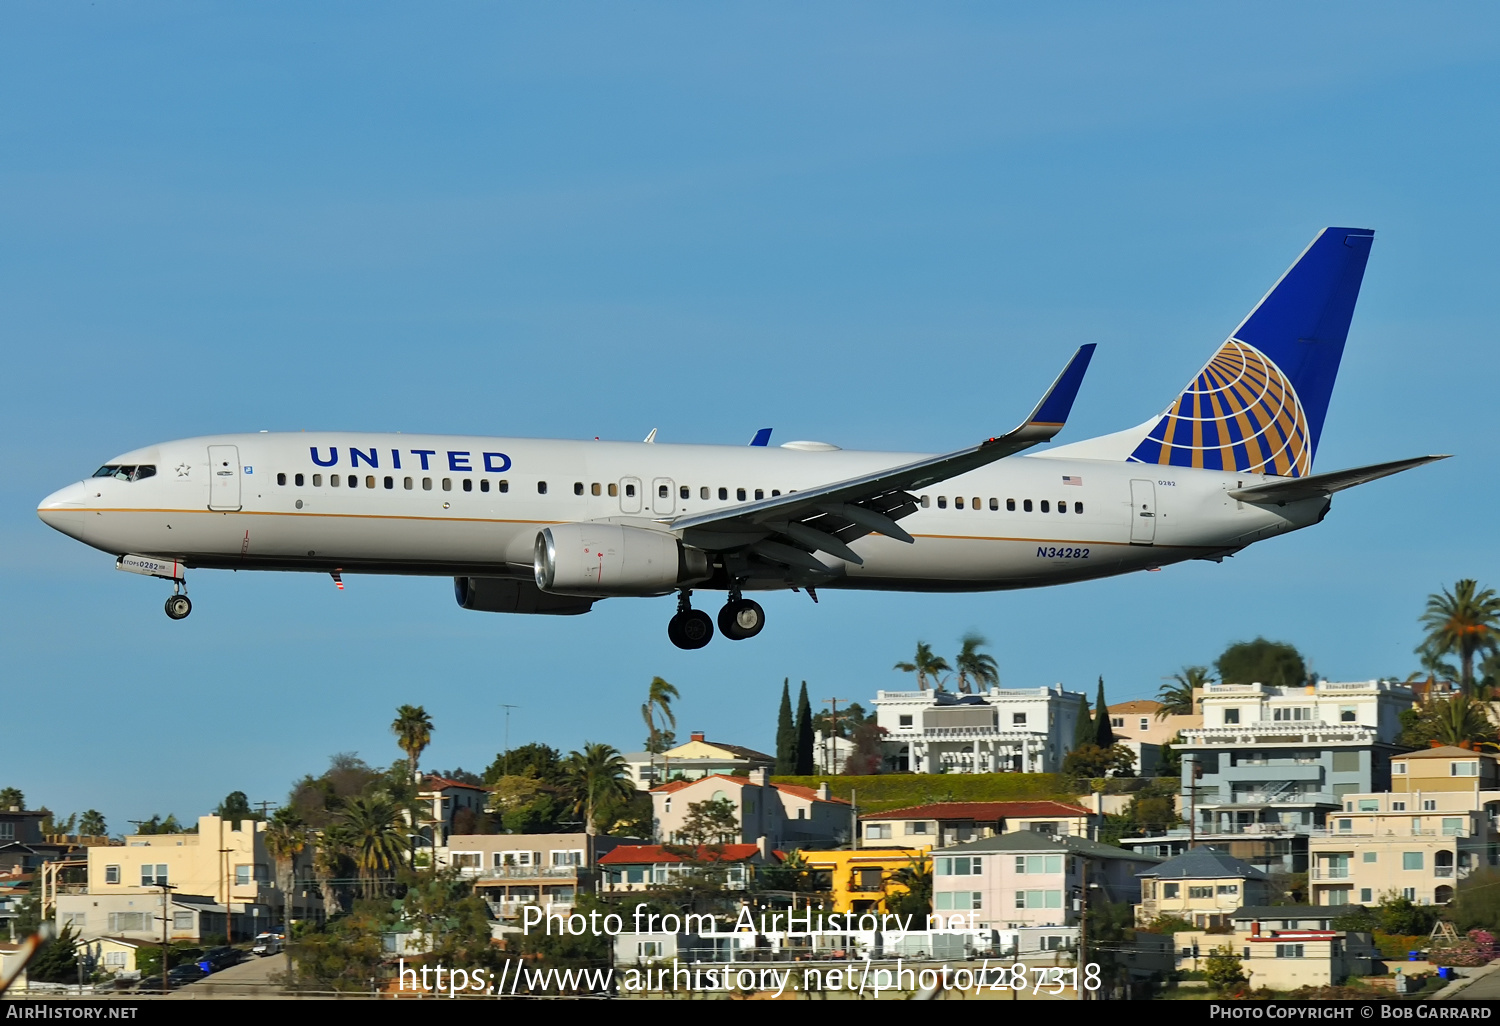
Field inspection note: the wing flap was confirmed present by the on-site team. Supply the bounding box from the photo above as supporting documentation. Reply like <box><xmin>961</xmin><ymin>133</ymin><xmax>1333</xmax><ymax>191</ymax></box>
<box><xmin>1227</xmin><ymin>454</ymin><xmax>1449</xmax><ymax>504</ymax></box>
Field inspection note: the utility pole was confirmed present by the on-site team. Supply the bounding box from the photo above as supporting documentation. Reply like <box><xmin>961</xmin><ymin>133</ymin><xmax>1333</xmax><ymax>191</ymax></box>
<box><xmin>253</xmin><ymin>800</ymin><xmax>277</xmax><ymax>820</ymax></box>
<box><xmin>821</xmin><ymin>697</ymin><xmax>850</xmax><ymax>775</ymax></box>
<box><xmin>1077</xmin><ymin>859</ymin><xmax>1089</xmax><ymax>1001</ymax></box>
<box><xmin>500</xmin><ymin>705</ymin><xmax>519</xmax><ymax>776</ymax></box>
<box><xmin>157</xmin><ymin>882</ymin><xmax>176</xmax><ymax>994</ymax></box>
<box><xmin>219</xmin><ymin>814</ymin><xmax>234</xmax><ymax>946</ymax></box>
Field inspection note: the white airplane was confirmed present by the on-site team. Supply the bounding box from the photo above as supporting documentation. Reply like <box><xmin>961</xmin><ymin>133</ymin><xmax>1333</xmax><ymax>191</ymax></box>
<box><xmin>38</xmin><ymin>227</ymin><xmax>1445</xmax><ymax>649</ymax></box>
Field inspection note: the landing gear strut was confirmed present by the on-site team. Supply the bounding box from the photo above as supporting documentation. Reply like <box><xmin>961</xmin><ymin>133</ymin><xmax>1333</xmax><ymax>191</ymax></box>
<box><xmin>164</xmin><ymin>578</ymin><xmax>191</xmax><ymax>620</ymax></box>
<box><xmin>667</xmin><ymin>590</ymin><xmax>713</xmax><ymax>650</ymax></box>
<box><xmin>717</xmin><ymin>583</ymin><xmax>765</xmax><ymax>641</ymax></box>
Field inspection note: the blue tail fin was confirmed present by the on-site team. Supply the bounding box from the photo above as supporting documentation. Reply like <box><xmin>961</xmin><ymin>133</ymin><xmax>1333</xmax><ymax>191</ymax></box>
<box><xmin>1128</xmin><ymin>227</ymin><xmax>1374</xmax><ymax>477</ymax></box>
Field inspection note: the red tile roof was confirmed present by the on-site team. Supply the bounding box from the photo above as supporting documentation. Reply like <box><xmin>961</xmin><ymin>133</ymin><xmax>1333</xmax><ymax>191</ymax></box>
<box><xmin>421</xmin><ymin>775</ymin><xmax>488</xmax><ymax>792</ymax></box>
<box><xmin>771</xmin><ymin>783</ymin><xmax>850</xmax><ymax>805</ymax></box>
<box><xmin>860</xmin><ymin>800</ymin><xmax>1091</xmax><ymax>821</ymax></box>
<box><xmin>598</xmin><ymin>844</ymin><xmax>771</xmax><ymax>865</ymax></box>
<box><xmin>650</xmin><ymin>773</ymin><xmax>752</xmax><ymax>794</ymax></box>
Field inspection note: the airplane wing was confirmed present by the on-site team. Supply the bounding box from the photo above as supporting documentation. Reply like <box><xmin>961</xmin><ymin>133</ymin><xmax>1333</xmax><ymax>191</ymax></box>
<box><xmin>1227</xmin><ymin>454</ymin><xmax>1450</xmax><ymax>505</ymax></box>
<box><xmin>667</xmin><ymin>345</ymin><xmax>1096</xmax><ymax>573</ymax></box>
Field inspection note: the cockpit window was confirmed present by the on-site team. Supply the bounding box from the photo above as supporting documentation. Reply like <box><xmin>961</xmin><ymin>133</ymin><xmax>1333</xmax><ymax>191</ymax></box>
<box><xmin>91</xmin><ymin>465</ymin><xmax>156</xmax><ymax>482</ymax></box>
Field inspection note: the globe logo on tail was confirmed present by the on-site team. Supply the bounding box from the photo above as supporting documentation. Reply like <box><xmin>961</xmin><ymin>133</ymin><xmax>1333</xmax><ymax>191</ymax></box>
<box><xmin>1128</xmin><ymin>339</ymin><xmax>1312</xmax><ymax>477</ymax></box>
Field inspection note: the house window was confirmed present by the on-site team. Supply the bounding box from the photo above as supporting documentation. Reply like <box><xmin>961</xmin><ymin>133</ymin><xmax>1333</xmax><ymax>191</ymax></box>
<box><xmin>1363</xmin><ymin>851</ymin><xmax>1378</xmax><ymax>863</ymax></box>
<box><xmin>451</xmin><ymin>853</ymin><xmax>482</xmax><ymax>871</ymax></box>
<box><xmin>1013</xmin><ymin>855</ymin><xmax>1061</xmax><ymax>874</ymax></box>
<box><xmin>1443</xmin><ymin>818</ymin><xmax>1464</xmax><ymax>836</ymax></box>
<box><xmin>1452</xmin><ymin>761</ymin><xmax>1480</xmax><ymax>777</ymax></box>
<box><xmin>1224</xmin><ymin>709</ymin><xmax>1240</xmax><ymax>725</ymax></box>
<box><xmin>1340</xmin><ymin>706</ymin><xmax>1357</xmax><ymax>722</ymax></box>
<box><xmin>1358</xmin><ymin>800</ymin><xmax>1379</xmax><ymax>812</ymax></box>
<box><xmin>1338</xmin><ymin>820</ymin><xmax>1352</xmax><ymax>833</ymax></box>
<box><xmin>173</xmin><ymin>911</ymin><xmax>194</xmax><ymax>930</ymax></box>
<box><xmin>0</xmin><ymin>824</ymin><xmax>12</xmax><ymax>841</ymax></box>
<box><xmin>1403</xmin><ymin>852</ymin><xmax>1424</xmax><ymax>871</ymax></box>
<box><xmin>1276</xmin><ymin>944</ymin><xmax>1305</xmax><ymax>958</ymax></box>
<box><xmin>638</xmin><ymin>942</ymin><xmax>663</xmax><ymax>958</ymax></box>
<box><xmin>140</xmin><ymin>864</ymin><xmax>168</xmax><ymax>886</ymax></box>
<box><xmin>899</xmin><ymin>715</ymin><xmax>913</xmax><ymax>727</ymax></box>
<box><xmin>1110</xmin><ymin>717</ymin><xmax>1124</xmax><ymax>728</ymax></box>
<box><xmin>1392</xmin><ymin>801</ymin><xmax>1407</xmax><ymax>811</ymax></box>
<box><xmin>105</xmin><ymin>952</ymin><xmax>127</xmax><ymax>967</ymax></box>
<box><xmin>1189</xmin><ymin>886</ymin><xmax>1213</xmax><ymax>899</ymax></box>
<box><xmin>1163</xmin><ymin>883</ymin><xmax>1180</xmax><ymax>899</ymax></box>
<box><xmin>1394</xmin><ymin>763</ymin><xmax>1407</xmax><ymax>775</ymax></box>
<box><xmin>1140</xmin><ymin>718</ymin><xmax>1150</xmax><ymax>732</ymax></box>
<box><xmin>1273</xmin><ymin>707</ymin><xmax>1313</xmax><ymax>721</ymax></box>
<box><xmin>1424</xmin><ymin>800</ymin><xmax>1438</xmax><ymax>812</ymax></box>
<box><xmin>1217</xmin><ymin>885</ymin><xmax>1238</xmax><ymax>896</ymax></box>
<box><xmin>937</xmin><ymin>856</ymin><xmax>983</xmax><ymax>875</ymax></box>
<box><xmin>854</xmin><ymin>869</ymin><xmax>884</xmax><ymax>891</ymax></box>
<box><xmin>1403</xmin><ymin>887</ymin><xmax>1417</xmax><ymax>900</ymax></box>
<box><xmin>1332</xmin><ymin>751</ymin><xmax>1361</xmax><ymax>772</ymax></box>
<box><xmin>1013</xmin><ymin>889</ymin><xmax>1060</xmax><ymax>909</ymax></box>
<box><xmin>1361</xmin><ymin>888</ymin><xmax>1373</xmax><ymax>902</ymax></box>
<box><xmin>108</xmin><ymin>912</ymin><xmax>152</xmax><ymax>932</ymax></box>
<box><xmin>552</xmin><ymin>850</ymin><xmax>583</xmax><ymax>867</ymax></box>
<box><xmin>905</xmin><ymin>821</ymin><xmax>929</xmax><ymax>835</ymax></box>
<box><xmin>1013</xmin><ymin>713</ymin><xmax>1027</xmax><ymax>726</ymax></box>
<box><xmin>105</xmin><ymin>865</ymin><xmax>120</xmax><ymax>884</ymax></box>
<box><xmin>865</xmin><ymin>823</ymin><xmax>892</xmax><ymax>840</ymax></box>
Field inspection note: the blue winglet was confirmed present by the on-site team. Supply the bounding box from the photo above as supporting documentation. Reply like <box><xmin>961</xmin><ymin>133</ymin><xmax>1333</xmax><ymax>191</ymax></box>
<box><xmin>749</xmin><ymin>428</ymin><xmax>773</xmax><ymax>447</ymax></box>
<box><xmin>1026</xmin><ymin>343</ymin><xmax>1096</xmax><ymax>428</ymax></box>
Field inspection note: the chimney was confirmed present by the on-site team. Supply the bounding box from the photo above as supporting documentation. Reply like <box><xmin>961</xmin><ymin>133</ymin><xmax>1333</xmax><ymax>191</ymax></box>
<box><xmin>690</xmin><ymin>731</ymin><xmax>705</xmax><ymax>743</ymax></box>
<box><xmin>757</xmin><ymin>834</ymin><xmax>770</xmax><ymax>859</ymax></box>
<box><xmin>748</xmin><ymin>767</ymin><xmax>769</xmax><ymax>786</ymax></box>
<box><xmin>817</xmin><ymin>782</ymin><xmax>830</xmax><ymax>801</ymax></box>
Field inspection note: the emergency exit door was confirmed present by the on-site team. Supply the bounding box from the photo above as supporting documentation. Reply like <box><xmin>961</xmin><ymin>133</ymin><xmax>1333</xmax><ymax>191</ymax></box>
<box><xmin>1129</xmin><ymin>479</ymin><xmax>1156</xmax><ymax>545</ymax></box>
<box><xmin>208</xmin><ymin>445</ymin><xmax>242</xmax><ymax>511</ymax></box>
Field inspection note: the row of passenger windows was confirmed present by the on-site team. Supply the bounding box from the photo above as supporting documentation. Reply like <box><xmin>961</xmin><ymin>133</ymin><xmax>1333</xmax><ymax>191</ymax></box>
<box><xmin>923</xmin><ymin>495</ymin><xmax>1084</xmax><ymax>514</ymax></box>
<box><xmin>277</xmin><ymin>473</ymin><xmax>524</xmax><ymax>493</ymax></box>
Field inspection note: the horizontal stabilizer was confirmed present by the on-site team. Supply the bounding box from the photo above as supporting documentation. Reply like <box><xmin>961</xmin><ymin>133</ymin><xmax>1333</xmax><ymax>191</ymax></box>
<box><xmin>1227</xmin><ymin>455</ymin><xmax>1449</xmax><ymax>505</ymax></box>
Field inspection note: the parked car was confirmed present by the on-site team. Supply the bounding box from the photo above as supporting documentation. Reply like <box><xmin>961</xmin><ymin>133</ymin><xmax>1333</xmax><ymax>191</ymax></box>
<box><xmin>166</xmin><ymin>964</ymin><xmax>209</xmax><ymax>989</ymax></box>
<box><xmin>251</xmin><ymin>932</ymin><xmax>284</xmax><ymax>956</ymax></box>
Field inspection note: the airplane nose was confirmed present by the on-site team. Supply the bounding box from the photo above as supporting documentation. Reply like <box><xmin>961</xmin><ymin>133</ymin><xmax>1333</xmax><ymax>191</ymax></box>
<box><xmin>37</xmin><ymin>481</ymin><xmax>93</xmax><ymax>539</ymax></box>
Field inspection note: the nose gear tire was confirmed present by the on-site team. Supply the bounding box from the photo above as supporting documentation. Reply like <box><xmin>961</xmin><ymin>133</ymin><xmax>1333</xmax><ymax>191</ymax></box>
<box><xmin>165</xmin><ymin>595</ymin><xmax>192</xmax><ymax>620</ymax></box>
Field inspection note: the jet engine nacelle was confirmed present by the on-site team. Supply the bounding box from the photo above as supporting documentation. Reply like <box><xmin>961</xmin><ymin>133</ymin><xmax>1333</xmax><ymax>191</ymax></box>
<box><xmin>534</xmin><ymin>523</ymin><xmax>710</xmax><ymax>596</ymax></box>
<box><xmin>454</xmin><ymin>576</ymin><xmax>595</xmax><ymax>616</ymax></box>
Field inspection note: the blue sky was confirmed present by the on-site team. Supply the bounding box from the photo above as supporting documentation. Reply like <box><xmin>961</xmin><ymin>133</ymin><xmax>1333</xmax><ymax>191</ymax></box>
<box><xmin>3</xmin><ymin>4</ymin><xmax>1498</xmax><ymax>832</ymax></box>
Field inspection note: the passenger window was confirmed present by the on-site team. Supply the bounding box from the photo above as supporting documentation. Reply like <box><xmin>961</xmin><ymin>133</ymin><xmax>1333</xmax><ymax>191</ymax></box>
<box><xmin>499</xmin><ymin>480</ymin><xmax>509</xmax><ymax>493</ymax></box>
<box><xmin>972</xmin><ymin>497</ymin><xmax>980</xmax><ymax>510</ymax></box>
<box><xmin>719</xmin><ymin>487</ymin><xmax>728</xmax><ymax>500</ymax></box>
<box><xmin>591</xmin><ymin>483</ymin><xmax>601</xmax><ymax>496</ymax></box>
<box><xmin>364</xmin><ymin>475</ymin><xmax>375</xmax><ymax>489</ymax></box>
<box><xmin>481</xmin><ymin>479</ymin><xmax>490</xmax><ymax>492</ymax></box>
<box><xmin>295</xmin><ymin>473</ymin><xmax>305</xmax><ymax>487</ymax></box>
<box><xmin>463</xmin><ymin>479</ymin><xmax>473</xmax><ymax>492</ymax></box>
<box><xmin>422</xmin><ymin>477</ymin><xmax>431</xmax><ymax>491</ymax></box>
<box><xmin>608</xmin><ymin>483</ymin><xmax>618</xmax><ymax>497</ymax></box>
<box><xmin>920</xmin><ymin>495</ymin><xmax>930</xmax><ymax>508</ymax></box>
<box><xmin>330</xmin><ymin>474</ymin><xmax>340</xmax><ymax>487</ymax></box>
<box><xmin>626</xmin><ymin>484</ymin><xmax>636</xmax><ymax>497</ymax></box>
<box><xmin>538</xmin><ymin>481</ymin><xmax>547</xmax><ymax>494</ymax></box>
<box><xmin>1074</xmin><ymin>501</ymin><xmax>1083</xmax><ymax>514</ymax></box>
<box><xmin>772</xmin><ymin>489</ymin><xmax>781</xmax><ymax>497</ymax></box>
<box><xmin>755</xmin><ymin>489</ymin><xmax>764</xmax><ymax>500</ymax></box>
<box><xmin>659</xmin><ymin>484</ymin><xmax>669</xmax><ymax>498</ymax></box>
<box><xmin>442</xmin><ymin>478</ymin><xmax>452</xmax><ymax>491</ymax></box>
<box><xmin>1058</xmin><ymin>499</ymin><xmax>1066</xmax><ymax>513</ymax></box>
<box><xmin>989</xmin><ymin>498</ymin><xmax>998</xmax><ymax>511</ymax></box>
<box><xmin>700</xmin><ymin>487</ymin><xmax>709</xmax><ymax>500</ymax></box>
<box><xmin>737</xmin><ymin>488</ymin><xmax>746</xmax><ymax>501</ymax></box>
<box><xmin>313</xmin><ymin>474</ymin><xmax>322</xmax><ymax>487</ymax></box>
<box><xmin>277</xmin><ymin>473</ymin><xmax>287</xmax><ymax>486</ymax></box>
<box><xmin>680</xmin><ymin>486</ymin><xmax>689</xmax><ymax>500</ymax></box>
<box><xmin>955</xmin><ymin>496</ymin><xmax>964</xmax><ymax>509</ymax></box>
<box><xmin>1040</xmin><ymin>500</ymin><xmax>1049</xmax><ymax>512</ymax></box>
<box><xmin>1023</xmin><ymin>499</ymin><xmax>1032</xmax><ymax>512</ymax></box>
<box><xmin>403</xmin><ymin>477</ymin><xmax>412</xmax><ymax>490</ymax></box>
<box><xmin>1006</xmin><ymin>498</ymin><xmax>1015</xmax><ymax>511</ymax></box>
<box><xmin>384</xmin><ymin>476</ymin><xmax>393</xmax><ymax>489</ymax></box>
<box><xmin>576</xmin><ymin>482</ymin><xmax>585</xmax><ymax>496</ymax></box>
<box><xmin>349</xmin><ymin>475</ymin><xmax>358</xmax><ymax>488</ymax></box>
<box><xmin>937</xmin><ymin>496</ymin><xmax>948</xmax><ymax>509</ymax></box>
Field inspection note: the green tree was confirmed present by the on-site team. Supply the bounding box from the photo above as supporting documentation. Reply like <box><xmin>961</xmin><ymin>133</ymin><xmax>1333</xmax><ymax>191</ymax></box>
<box><xmin>285</xmin><ymin>900</ymin><xmax>387</xmax><ymax>992</ymax></box>
<box><xmin>1073</xmin><ymin>695</ymin><xmax>1094</xmax><ymax>750</ymax></box>
<box><xmin>133</xmin><ymin>814</ymin><xmax>185</xmax><ymax>835</ymax></box>
<box><xmin>486</xmin><ymin>772</ymin><xmax>568</xmax><ymax>834</ymax></box>
<box><xmin>1448</xmin><ymin>869</ymin><xmax>1500</xmax><ymax>932</ymax></box>
<box><xmin>1400</xmin><ymin>696</ymin><xmax>1499</xmax><ymax>749</ymax></box>
<box><xmin>1093</xmin><ymin>677</ymin><xmax>1115</xmax><ymax>747</ymax></box>
<box><xmin>676</xmin><ymin>797</ymin><xmax>739</xmax><ymax>845</ymax></box>
<box><xmin>1158</xmin><ymin>666</ymin><xmax>1211</xmax><ymax>717</ymax></box>
<box><xmin>1217</xmin><ymin>637</ymin><xmax>1307</xmax><ymax>687</ymax></box>
<box><xmin>78</xmin><ymin>810</ymin><xmax>107</xmax><ymax>837</ymax></box>
<box><xmin>641</xmin><ymin>676</ymin><xmax>680</xmax><ymax>755</ymax></box>
<box><xmin>1063</xmin><ymin>743</ymin><xmax>1136</xmax><ymax>779</ymax></box>
<box><xmin>563</xmin><ymin>742</ymin><xmax>636</xmax><ymax>836</ymax></box>
<box><xmin>27</xmin><ymin>922</ymin><xmax>79</xmax><ymax>983</ymax></box>
<box><xmin>954</xmin><ymin>633</ymin><xmax>1000</xmax><ymax>694</ymax></box>
<box><xmin>795</xmin><ymin>681</ymin><xmax>815</xmax><ymax>775</ymax></box>
<box><xmin>1418</xmin><ymin>580</ymin><xmax>1500</xmax><ymax>694</ymax></box>
<box><xmin>894</xmin><ymin>641</ymin><xmax>950</xmax><ymax>692</ymax></box>
<box><xmin>338</xmin><ymin>794</ymin><xmax>409</xmax><ymax>898</ymax></box>
<box><xmin>1157</xmin><ymin>733</ymin><xmax>1184</xmax><ymax>777</ymax></box>
<box><xmin>885</xmin><ymin>856</ymin><xmax>933</xmax><ymax>918</ymax></box>
<box><xmin>1203</xmin><ymin>945</ymin><xmax>1247</xmax><ymax>991</ymax></box>
<box><xmin>0</xmin><ymin>787</ymin><xmax>23</xmax><ymax>811</ymax></box>
<box><xmin>216</xmin><ymin>790</ymin><xmax>259</xmax><ymax>827</ymax></box>
<box><xmin>265</xmin><ymin>811</ymin><xmax>308</xmax><ymax>928</ymax></box>
<box><xmin>396</xmin><ymin>869</ymin><xmax>509</xmax><ymax>973</ymax></box>
<box><xmin>287</xmin><ymin>753</ymin><xmax>383</xmax><ymax>829</ymax></box>
<box><xmin>775</xmin><ymin>679</ymin><xmax>797</xmax><ymax>774</ymax></box>
<box><xmin>391</xmin><ymin>704</ymin><xmax>435</xmax><ymax>782</ymax></box>
<box><xmin>483</xmin><ymin>742</ymin><xmax>564</xmax><ymax>785</ymax></box>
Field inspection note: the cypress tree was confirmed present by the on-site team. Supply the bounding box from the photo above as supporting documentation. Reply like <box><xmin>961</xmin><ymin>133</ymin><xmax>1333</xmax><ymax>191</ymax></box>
<box><xmin>1094</xmin><ymin>676</ymin><xmax>1115</xmax><ymax>748</ymax></box>
<box><xmin>1072</xmin><ymin>694</ymin><xmax>1094</xmax><ymax>750</ymax></box>
<box><xmin>775</xmin><ymin>679</ymin><xmax>796</xmax><ymax>774</ymax></box>
<box><xmin>795</xmin><ymin>681</ymin><xmax>815</xmax><ymax>775</ymax></box>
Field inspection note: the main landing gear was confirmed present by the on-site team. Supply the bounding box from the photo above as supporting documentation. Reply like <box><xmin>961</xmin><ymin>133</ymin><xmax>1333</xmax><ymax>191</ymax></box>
<box><xmin>666</xmin><ymin>587</ymin><xmax>767</xmax><ymax>650</ymax></box>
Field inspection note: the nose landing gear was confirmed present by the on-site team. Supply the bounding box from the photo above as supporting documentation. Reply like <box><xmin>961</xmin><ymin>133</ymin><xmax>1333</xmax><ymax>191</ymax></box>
<box><xmin>165</xmin><ymin>594</ymin><xmax>193</xmax><ymax>620</ymax></box>
<box><xmin>667</xmin><ymin>590</ymin><xmax>714</xmax><ymax>650</ymax></box>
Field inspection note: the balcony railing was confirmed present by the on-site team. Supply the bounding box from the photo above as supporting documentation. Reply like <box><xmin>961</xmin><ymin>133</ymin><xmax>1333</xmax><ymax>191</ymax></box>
<box><xmin>1435</xmin><ymin>867</ymin><xmax>1454</xmax><ymax>878</ymax></box>
<box><xmin>1310</xmin><ymin>868</ymin><xmax>1350</xmax><ymax>880</ymax></box>
<box><xmin>921</xmin><ymin>727</ymin><xmax>1042</xmax><ymax>741</ymax></box>
<box><xmin>472</xmin><ymin>866</ymin><xmax>583</xmax><ymax>881</ymax></box>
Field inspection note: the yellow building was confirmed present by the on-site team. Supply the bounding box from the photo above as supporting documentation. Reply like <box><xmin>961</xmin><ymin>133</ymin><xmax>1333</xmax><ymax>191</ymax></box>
<box><xmin>1136</xmin><ymin>847</ymin><xmax>1272</xmax><ymax>928</ymax></box>
<box><xmin>797</xmin><ymin>847</ymin><xmax>925</xmax><ymax>913</ymax></box>
<box><xmin>1390</xmin><ymin>745</ymin><xmax>1500</xmax><ymax>793</ymax></box>
<box><xmin>1173</xmin><ymin>906</ymin><xmax>1377</xmax><ymax>989</ymax></box>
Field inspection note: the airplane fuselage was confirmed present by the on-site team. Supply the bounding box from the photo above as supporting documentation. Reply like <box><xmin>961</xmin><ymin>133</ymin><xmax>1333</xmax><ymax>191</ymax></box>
<box><xmin>37</xmin><ymin>431</ymin><xmax>1326</xmax><ymax>594</ymax></box>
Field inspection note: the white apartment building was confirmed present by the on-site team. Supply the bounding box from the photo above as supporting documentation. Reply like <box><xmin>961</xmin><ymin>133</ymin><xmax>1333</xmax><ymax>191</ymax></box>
<box><xmin>874</xmin><ymin>685</ymin><xmax>1084</xmax><ymax>774</ymax></box>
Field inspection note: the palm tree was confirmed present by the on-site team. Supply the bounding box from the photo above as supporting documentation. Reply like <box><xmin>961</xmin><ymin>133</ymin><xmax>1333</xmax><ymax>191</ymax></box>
<box><xmin>1157</xmin><ymin>666</ymin><xmax>1213</xmax><ymax>718</ymax></box>
<box><xmin>339</xmin><ymin>794</ymin><xmax>410</xmax><ymax>898</ymax></box>
<box><xmin>564</xmin><ymin>743</ymin><xmax>636</xmax><ymax>836</ymax></box>
<box><xmin>1417</xmin><ymin>580</ymin><xmax>1500</xmax><ymax>694</ymax></box>
<box><xmin>312</xmin><ymin>824</ymin><xmax>350</xmax><ymax>917</ymax></box>
<box><xmin>77</xmin><ymin>810</ymin><xmax>107</xmax><ymax>838</ymax></box>
<box><xmin>1431</xmin><ymin>695</ymin><xmax>1500</xmax><ymax>748</ymax></box>
<box><xmin>954</xmin><ymin>633</ymin><xmax>1000</xmax><ymax>694</ymax></box>
<box><xmin>894</xmin><ymin>641</ymin><xmax>951</xmax><ymax>692</ymax></box>
<box><xmin>392</xmin><ymin>705</ymin><xmax>435</xmax><ymax>782</ymax></box>
<box><xmin>641</xmin><ymin>676</ymin><xmax>680</xmax><ymax>784</ymax></box>
<box><xmin>264</xmin><ymin>816</ymin><xmax>307</xmax><ymax>929</ymax></box>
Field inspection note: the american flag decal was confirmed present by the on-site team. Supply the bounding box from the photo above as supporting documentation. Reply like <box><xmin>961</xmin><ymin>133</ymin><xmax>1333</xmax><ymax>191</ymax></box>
<box><xmin>1062</xmin><ymin>475</ymin><xmax>1083</xmax><ymax>486</ymax></box>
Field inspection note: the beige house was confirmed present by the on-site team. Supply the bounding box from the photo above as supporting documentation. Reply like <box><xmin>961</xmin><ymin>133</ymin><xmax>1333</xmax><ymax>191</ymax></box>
<box><xmin>624</xmin><ymin>732</ymin><xmax>775</xmax><ymax>789</ymax></box>
<box><xmin>860</xmin><ymin>800</ymin><xmax>1095</xmax><ymax>849</ymax></box>
<box><xmin>599</xmin><ymin>843</ymin><xmax>777</xmax><ymax>894</ymax></box>
<box><xmin>1136</xmin><ymin>847</ymin><xmax>1271</xmax><ymax>928</ymax></box>
<box><xmin>435</xmin><ymin>832</ymin><xmax>624</xmax><ymax>920</ymax></box>
<box><xmin>1389</xmin><ymin>745</ymin><xmax>1500</xmax><ymax>793</ymax></box>
<box><xmin>1174</xmin><ymin>906</ymin><xmax>1376</xmax><ymax>989</ymax></box>
<box><xmin>1108</xmin><ymin>699</ymin><xmax>1200</xmax><ymax>747</ymax></box>
<box><xmin>55</xmin><ymin>815</ymin><xmax>279</xmax><ymax>943</ymax></box>
<box><xmin>416</xmin><ymin>775</ymin><xmax>489</xmax><ymax>848</ymax></box>
<box><xmin>651</xmin><ymin>768</ymin><xmax>850</xmax><ymax>848</ymax></box>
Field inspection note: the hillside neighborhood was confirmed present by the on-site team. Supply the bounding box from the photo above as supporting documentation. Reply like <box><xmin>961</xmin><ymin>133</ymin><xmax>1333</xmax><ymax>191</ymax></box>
<box><xmin>4</xmin><ymin>579</ymin><xmax>1500</xmax><ymax>1001</ymax></box>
